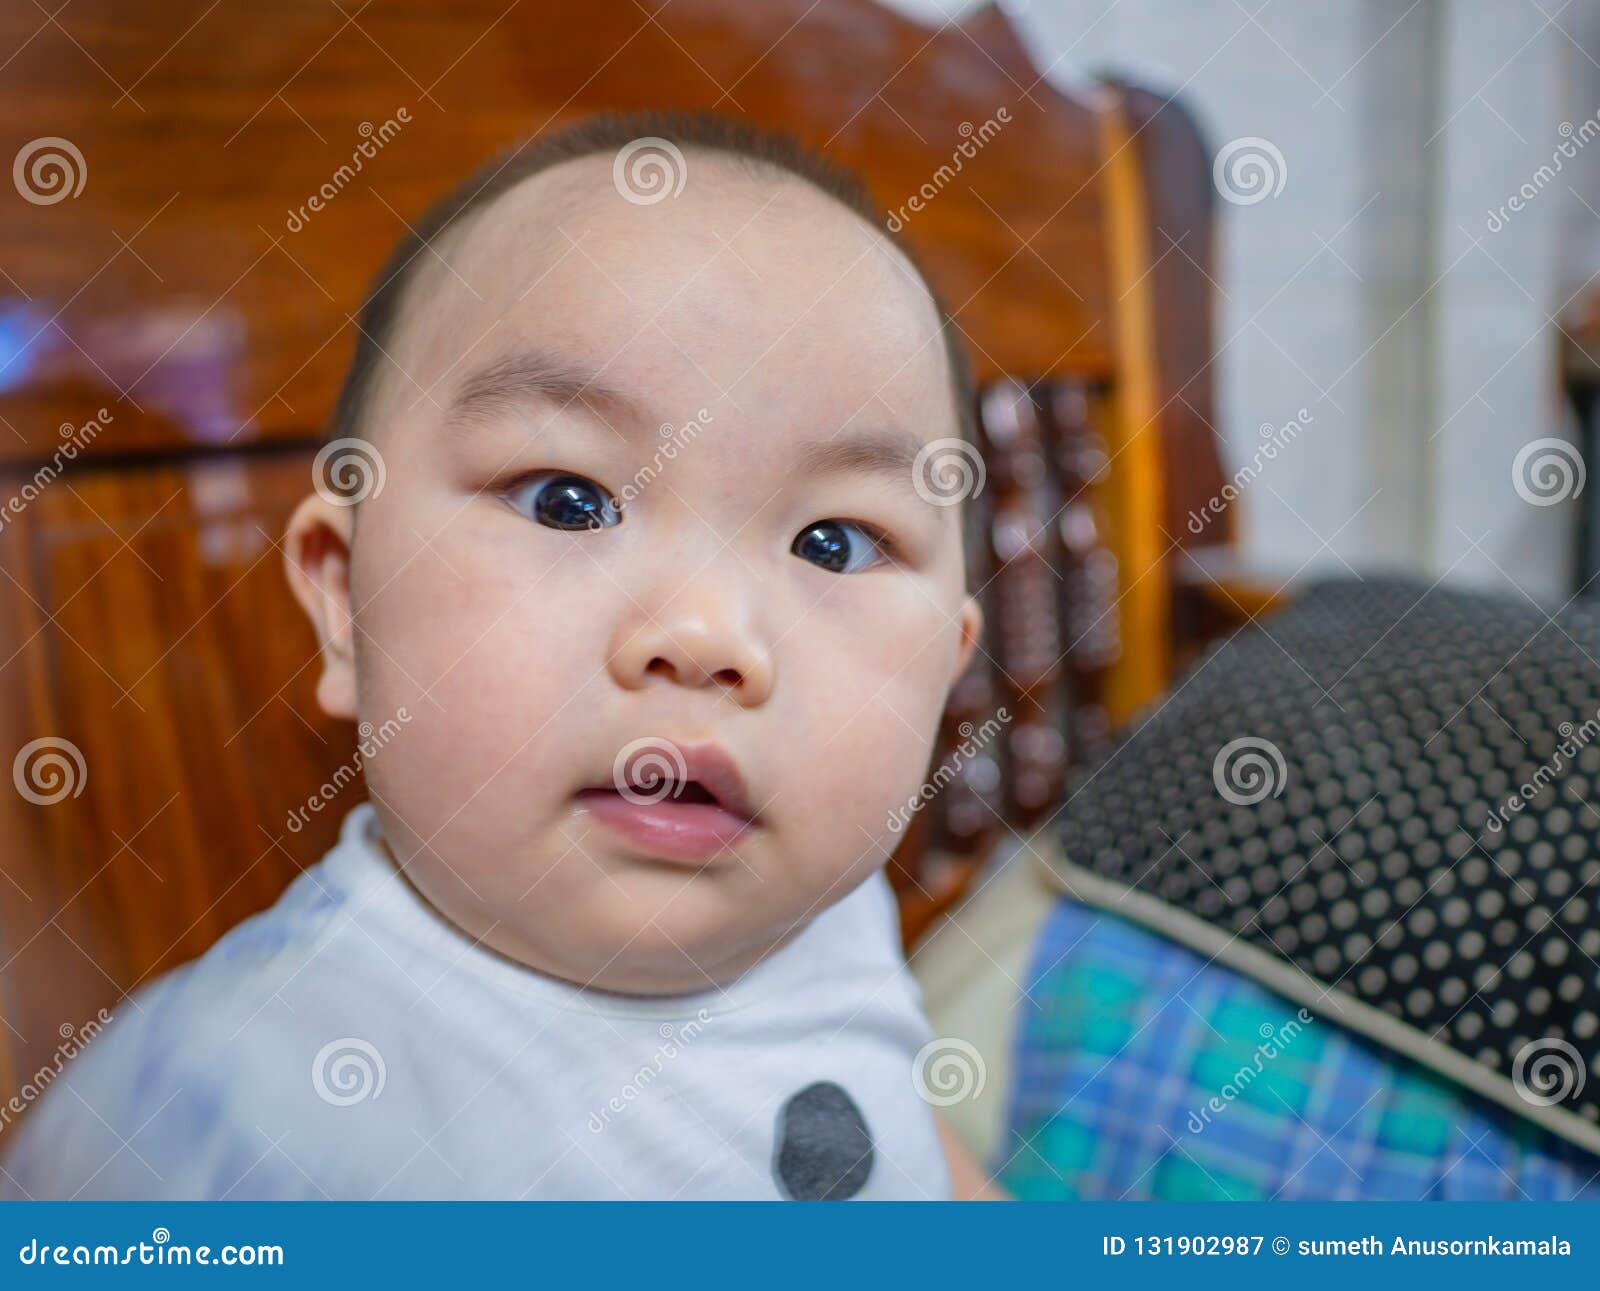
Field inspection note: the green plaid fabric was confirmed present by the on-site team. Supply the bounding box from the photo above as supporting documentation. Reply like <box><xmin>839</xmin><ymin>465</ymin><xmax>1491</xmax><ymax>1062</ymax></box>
<box><xmin>995</xmin><ymin>899</ymin><xmax>1600</xmax><ymax>1200</ymax></box>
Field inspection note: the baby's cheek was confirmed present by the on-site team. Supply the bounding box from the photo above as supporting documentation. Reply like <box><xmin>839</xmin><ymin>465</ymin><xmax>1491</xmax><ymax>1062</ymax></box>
<box><xmin>780</xmin><ymin>646</ymin><xmax>949</xmax><ymax>852</ymax></box>
<box><xmin>825</xmin><ymin>698</ymin><xmax>937</xmax><ymax>817</ymax></box>
<box><xmin>355</xmin><ymin>559</ymin><xmax>606</xmax><ymax>835</ymax></box>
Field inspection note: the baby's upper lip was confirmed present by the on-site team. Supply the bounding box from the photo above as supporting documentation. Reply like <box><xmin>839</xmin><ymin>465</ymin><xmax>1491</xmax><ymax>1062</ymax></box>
<box><xmin>675</xmin><ymin>744</ymin><xmax>757</xmax><ymax>821</ymax></box>
<box><xmin>590</xmin><ymin>740</ymin><xmax>759</xmax><ymax>822</ymax></box>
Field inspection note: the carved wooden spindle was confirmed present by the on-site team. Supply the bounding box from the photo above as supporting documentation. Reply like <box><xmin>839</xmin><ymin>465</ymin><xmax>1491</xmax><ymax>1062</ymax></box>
<box><xmin>1045</xmin><ymin>380</ymin><xmax>1118</xmax><ymax>767</ymax></box>
<box><xmin>978</xmin><ymin>379</ymin><xmax>1068</xmax><ymax>825</ymax></box>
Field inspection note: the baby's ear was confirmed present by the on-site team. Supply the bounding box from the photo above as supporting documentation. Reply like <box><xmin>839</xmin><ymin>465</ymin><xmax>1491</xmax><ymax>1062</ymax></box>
<box><xmin>283</xmin><ymin>492</ymin><xmax>358</xmax><ymax>722</ymax></box>
<box><xmin>951</xmin><ymin>593</ymin><xmax>983</xmax><ymax>687</ymax></box>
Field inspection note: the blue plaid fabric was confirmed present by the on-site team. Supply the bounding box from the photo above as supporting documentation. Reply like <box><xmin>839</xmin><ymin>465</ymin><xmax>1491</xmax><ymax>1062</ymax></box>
<box><xmin>994</xmin><ymin>897</ymin><xmax>1600</xmax><ymax>1200</ymax></box>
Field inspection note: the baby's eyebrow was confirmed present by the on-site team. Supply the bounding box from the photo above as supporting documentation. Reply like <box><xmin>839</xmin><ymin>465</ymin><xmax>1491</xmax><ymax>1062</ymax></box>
<box><xmin>793</xmin><ymin>427</ymin><xmax>926</xmax><ymax>490</ymax></box>
<box><xmin>444</xmin><ymin>348</ymin><xmax>648</xmax><ymax>431</ymax></box>
<box><xmin>445</xmin><ymin>353</ymin><xmax>926</xmax><ymax>490</ymax></box>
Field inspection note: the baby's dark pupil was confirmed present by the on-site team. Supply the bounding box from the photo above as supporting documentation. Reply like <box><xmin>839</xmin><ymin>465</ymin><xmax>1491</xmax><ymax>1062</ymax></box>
<box><xmin>795</xmin><ymin>523</ymin><xmax>848</xmax><ymax>572</ymax></box>
<box><xmin>536</xmin><ymin>477</ymin><xmax>605</xmax><ymax>530</ymax></box>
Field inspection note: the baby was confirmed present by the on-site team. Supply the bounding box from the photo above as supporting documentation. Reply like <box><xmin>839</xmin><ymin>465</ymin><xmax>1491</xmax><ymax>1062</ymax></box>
<box><xmin>1</xmin><ymin>111</ymin><xmax>993</xmax><ymax>1201</ymax></box>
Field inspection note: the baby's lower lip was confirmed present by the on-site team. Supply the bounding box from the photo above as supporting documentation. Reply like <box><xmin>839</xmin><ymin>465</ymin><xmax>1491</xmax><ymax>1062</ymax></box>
<box><xmin>574</xmin><ymin>789</ymin><xmax>754</xmax><ymax>864</ymax></box>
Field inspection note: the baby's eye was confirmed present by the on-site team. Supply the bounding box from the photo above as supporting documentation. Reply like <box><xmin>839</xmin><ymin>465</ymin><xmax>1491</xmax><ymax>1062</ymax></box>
<box><xmin>791</xmin><ymin>520</ymin><xmax>888</xmax><ymax>574</ymax></box>
<box><xmin>506</xmin><ymin>473</ymin><xmax>621</xmax><ymax>531</ymax></box>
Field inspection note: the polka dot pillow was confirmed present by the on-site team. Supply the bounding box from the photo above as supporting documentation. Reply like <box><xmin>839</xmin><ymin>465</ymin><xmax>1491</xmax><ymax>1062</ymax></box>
<box><xmin>1048</xmin><ymin>577</ymin><xmax>1600</xmax><ymax>1156</ymax></box>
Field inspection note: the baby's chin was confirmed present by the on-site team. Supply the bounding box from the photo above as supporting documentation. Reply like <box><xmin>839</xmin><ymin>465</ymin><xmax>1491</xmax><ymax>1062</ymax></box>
<box><xmin>485</xmin><ymin>908</ymin><xmax>786</xmax><ymax>997</ymax></box>
<box><xmin>394</xmin><ymin>822</ymin><xmax>852</xmax><ymax>996</ymax></box>
<box><xmin>481</xmin><ymin>864</ymin><xmax>820</xmax><ymax>997</ymax></box>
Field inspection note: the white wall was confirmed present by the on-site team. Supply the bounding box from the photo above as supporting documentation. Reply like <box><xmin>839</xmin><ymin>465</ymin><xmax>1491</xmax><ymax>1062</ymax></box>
<box><xmin>880</xmin><ymin>0</ymin><xmax>1586</xmax><ymax>600</ymax></box>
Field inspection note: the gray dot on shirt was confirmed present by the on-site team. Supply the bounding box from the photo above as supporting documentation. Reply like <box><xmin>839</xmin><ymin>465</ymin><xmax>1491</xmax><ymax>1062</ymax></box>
<box><xmin>773</xmin><ymin>1081</ymin><xmax>874</xmax><ymax>1200</ymax></box>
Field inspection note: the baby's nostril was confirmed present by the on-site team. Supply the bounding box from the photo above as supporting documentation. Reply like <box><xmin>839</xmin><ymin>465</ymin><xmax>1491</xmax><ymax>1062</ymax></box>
<box><xmin>640</xmin><ymin>656</ymin><xmax>741</xmax><ymax>688</ymax></box>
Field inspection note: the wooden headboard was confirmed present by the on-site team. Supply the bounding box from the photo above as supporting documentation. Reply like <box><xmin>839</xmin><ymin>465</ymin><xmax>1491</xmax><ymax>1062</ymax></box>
<box><xmin>0</xmin><ymin>0</ymin><xmax>1224</xmax><ymax>1110</ymax></box>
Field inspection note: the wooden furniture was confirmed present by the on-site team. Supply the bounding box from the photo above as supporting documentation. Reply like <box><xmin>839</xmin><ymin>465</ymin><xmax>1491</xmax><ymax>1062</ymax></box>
<box><xmin>0</xmin><ymin>0</ymin><xmax>1228</xmax><ymax>1111</ymax></box>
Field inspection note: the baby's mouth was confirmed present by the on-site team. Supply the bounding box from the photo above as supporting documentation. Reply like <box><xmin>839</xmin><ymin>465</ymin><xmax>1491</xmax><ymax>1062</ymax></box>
<box><xmin>574</xmin><ymin>742</ymin><xmax>759</xmax><ymax>865</ymax></box>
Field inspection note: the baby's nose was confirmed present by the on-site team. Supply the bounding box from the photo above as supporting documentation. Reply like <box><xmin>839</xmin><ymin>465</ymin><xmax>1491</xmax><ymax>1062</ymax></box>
<box><xmin>608</xmin><ymin>603</ymin><xmax>775</xmax><ymax>706</ymax></box>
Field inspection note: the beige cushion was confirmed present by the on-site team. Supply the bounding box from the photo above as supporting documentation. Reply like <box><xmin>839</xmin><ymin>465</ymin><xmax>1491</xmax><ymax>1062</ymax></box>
<box><xmin>908</xmin><ymin>829</ymin><xmax>1060</xmax><ymax>1165</ymax></box>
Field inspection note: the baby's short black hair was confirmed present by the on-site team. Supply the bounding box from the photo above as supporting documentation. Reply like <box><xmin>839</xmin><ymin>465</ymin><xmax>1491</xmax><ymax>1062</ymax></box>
<box><xmin>330</xmin><ymin>109</ymin><xmax>975</xmax><ymax>451</ymax></box>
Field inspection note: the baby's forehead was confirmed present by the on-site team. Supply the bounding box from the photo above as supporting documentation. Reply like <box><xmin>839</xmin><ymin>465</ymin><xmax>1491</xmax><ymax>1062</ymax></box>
<box><xmin>391</xmin><ymin>151</ymin><xmax>952</xmax><ymax>431</ymax></box>
<box><xmin>440</xmin><ymin>149</ymin><xmax>910</xmax><ymax>289</ymax></box>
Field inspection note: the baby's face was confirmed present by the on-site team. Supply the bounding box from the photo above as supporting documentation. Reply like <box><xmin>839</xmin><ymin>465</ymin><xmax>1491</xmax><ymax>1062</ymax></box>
<box><xmin>289</xmin><ymin>153</ymin><xmax>980</xmax><ymax>994</ymax></box>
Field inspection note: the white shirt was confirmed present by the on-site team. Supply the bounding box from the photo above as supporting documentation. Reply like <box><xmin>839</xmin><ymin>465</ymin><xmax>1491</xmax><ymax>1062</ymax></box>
<box><xmin>0</xmin><ymin>803</ymin><xmax>951</xmax><ymax>1200</ymax></box>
